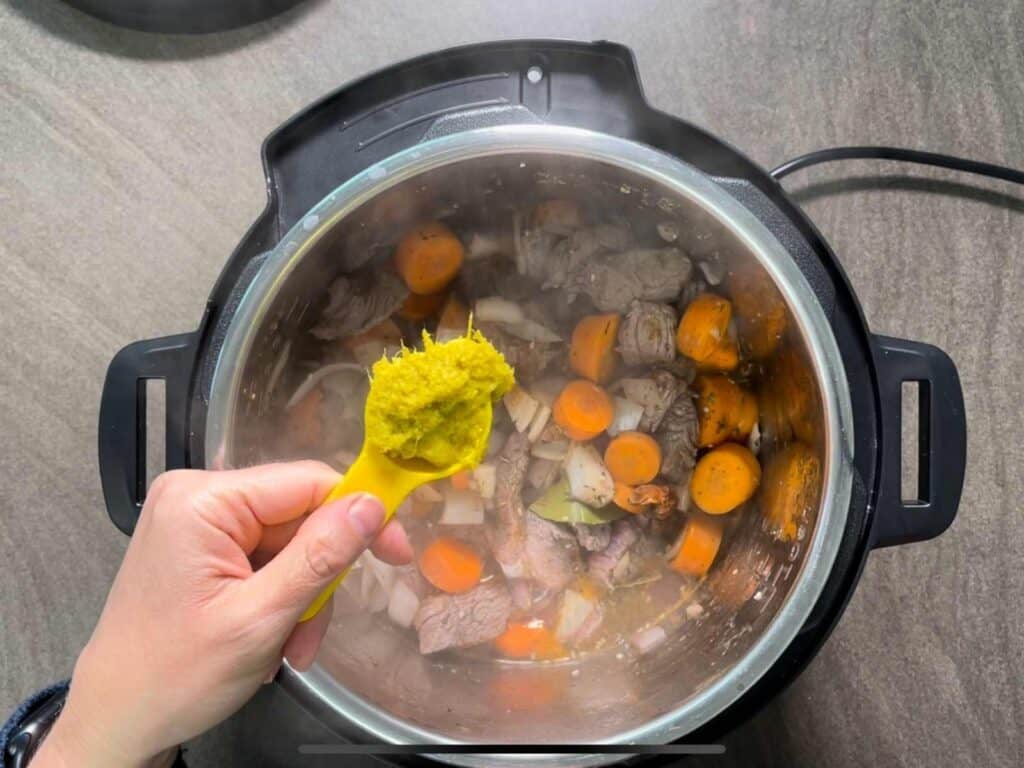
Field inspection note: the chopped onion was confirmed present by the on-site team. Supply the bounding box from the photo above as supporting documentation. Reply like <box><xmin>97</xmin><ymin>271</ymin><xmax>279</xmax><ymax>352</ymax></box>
<box><xmin>504</xmin><ymin>386</ymin><xmax>540</xmax><ymax>433</ymax></box>
<box><xmin>565</xmin><ymin>442</ymin><xmax>615</xmax><ymax>508</ymax></box>
<box><xmin>286</xmin><ymin>362</ymin><xmax>364</xmax><ymax>410</ymax></box>
<box><xmin>526</xmin><ymin>404</ymin><xmax>552</xmax><ymax>443</ymax></box>
<box><xmin>466</xmin><ymin>232</ymin><xmax>503</xmax><ymax>260</ymax></box>
<box><xmin>748</xmin><ymin>421</ymin><xmax>761</xmax><ymax>456</ymax></box>
<box><xmin>630</xmin><ymin>625</ymin><xmax>667</xmax><ymax>655</ymax></box>
<box><xmin>365</xmin><ymin>579</ymin><xmax>390</xmax><ymax>613</ymax></box>
<box><xmin>607</xmin><ymin>397</ymin><xmax>644</xmax><ymax>436</ymax></box>
<box><xmin>475</xmin><ymin>296</ymin><xmax>526</xmax><ymax>325</ymax></box>
<box><xmin>531</xmin><ymin>439</ymin><xmax>569</xmax><ymax>462</ymax></box>
<box><xmin>364</xmin><ymin>551</ymin><xmax>396</xmax><ymax>594</ymax></box>
<box><xmin>356</xmin><ymin>552</ymin><xmax>396</xmax><ymax>614</ymax></box>
<box><xmin>440</xmin><ymin>487</ymin><xmax>485</xmax><ymax>525</ymax></box>
<box><xmin>503</xmin><ymin>318</ymin><xmax>562</xmax><ymax>343</ymax></box>
<box><xmin>387</xmin><ymin>579</ymin><xmax>421</xmax><ymax>628</ymax></box>
<box><xmin>555</xmin><ymin>589</ymin><xmax>596</xmax><ymax>643</ymax></box>
<box><xmin>473</xmin><ymin>463</ymin><xmax>497</xmax><ymax>499</ymax></box>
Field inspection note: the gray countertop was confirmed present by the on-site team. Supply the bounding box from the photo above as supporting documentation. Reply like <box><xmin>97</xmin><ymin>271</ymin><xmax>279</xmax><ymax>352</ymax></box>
<box><xmin>2</xmin><ymin>1</ymin><xmax>1022</xmax><ymax>766</ymax></box>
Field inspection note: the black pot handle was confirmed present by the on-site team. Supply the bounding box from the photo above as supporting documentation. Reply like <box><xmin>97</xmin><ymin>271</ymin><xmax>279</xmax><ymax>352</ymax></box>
<box><xmin>98</xmin><ymin>332</ymin><xmax>199</xmax><ymax>535</ymax></box>
<box><xmin>870</xmin><ymin>335</ymin><xmax>966</xmax><ymax>548</ymax></box>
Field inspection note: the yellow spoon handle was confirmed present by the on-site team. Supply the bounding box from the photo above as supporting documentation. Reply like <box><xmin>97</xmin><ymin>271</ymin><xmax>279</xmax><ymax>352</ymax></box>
<box><xmin>298</xmin><ymin>451</ymin><xmax>418</xmax><ymax>623</ymax></box>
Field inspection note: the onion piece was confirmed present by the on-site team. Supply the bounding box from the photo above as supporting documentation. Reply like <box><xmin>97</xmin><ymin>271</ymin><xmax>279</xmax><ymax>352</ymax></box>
<box><xmin>531</xmin><ymin>439</ymin><xmax>569</xmax><ymax>462</ymax></box>
<box><xmin>630</xmin><ymin>625</ymin><xmax>667</xmax><ymax>655</ymax></box>
<box><xmin>503</xmin><ymin>318</ymin><xmax>562</xmax><ymax>343</ymax></box>
<box><xmin>286</xmin><ymin>363</ymin><xmax>364</xmax><ymax>410</ymax></box>
<box><xmin>526</xmin><ymin>404</ymin><xmax>552</xmax><ymax>443</ymax></box>
<box><xmin>607</xmin><ymin>397</ymin><xmax>644</xmax><ymax>436</ymax></box>
<box><xmin>475</xmin><ymin>296</ymin><xmax>526</xmax><ymax>325</ymax></box>
<box><xmin>387</xmin><ymin>579</ymin><xmax>421</xmax><ymax>628</ymax></box>
<box><xmin>504</xmin><ymin>386</ymin><xmax>540</xmax><ymax>433</ymax></box>
<box><xmin>565</xmin><ymin>442</ymin><xmax>615</xmax><ymax>508</ymax></box>
<box><xmin>555</xmin><ymin>589</ymin><xmax>596</xmax><ymax>643</ymax></box>
<box><xmin>748</xmin><ymin>421</ymin><xmax>761</xmax><ymax>456</ymax></box>
<box><xmin>473</xmin><ymin>463</ymin><xmax>497</xmax><ymax>499</ymax></box>
<box><xmin>466</xmin><ymin>232</ymin><xmax>503</xmax><ymax>260</ymax></box>
<box><xmin>440</xmin><ymin>487</ymin><xmax>485</xmax><ymax>525</ymax></box>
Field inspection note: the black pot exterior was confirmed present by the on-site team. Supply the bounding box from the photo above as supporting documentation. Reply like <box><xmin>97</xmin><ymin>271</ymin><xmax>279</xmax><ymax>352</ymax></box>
<box><xmin>63</xmin><ymin>0</ymin><xmax>306</xmax><ymax>33</ymax></box>
<box><xmin>96</xmin><ymin>40</ymin><xmax>966</xmax><ymax>756</ymax></box>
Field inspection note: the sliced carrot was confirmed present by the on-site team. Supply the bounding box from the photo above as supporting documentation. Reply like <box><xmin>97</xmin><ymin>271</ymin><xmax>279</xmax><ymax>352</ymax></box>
<box><xmin>604</xmin><ymin>432</ymin><xmax>662</xmax><ymax>485</ymax></box>
<box><xmin>494</xmin><ymin>622</ymin><xmax>565</xmax><ymax>660</ymax></box>
<box><xmin>613</xmin><ymin>481</ymin><xmax>648</xmax><ymax>514</ymax></box>
<box><xmin>694</xmin><ymin>375</ymin><xmax>758</xmax><ymax>448</ymax></box>
<box><xmin>552</xmin><ymin>379</ymin><xmax>614</xmax><ymax>441</ymax></box>
<box><xmin>569</xmin><ymin>313</ymin><xmax>620</xmax><ymax>383</ymax></box>
<box><xmin>418</xmin><ymin>537</ymin><xmax>483</xmax><ymax>594</ymax></box>
<box><xmin>696</xmin><ymin>339</ymin><xmax>739</xmax><ymax>372</ymax></box>
<box><xmin>286</xmin><ymin>387</ymin><xmax>322</xmax><ymax>448</ymax></box>
<box><xmin>398</xmin><ymin>290</ymin><xmax>446</xmax><ymax>320</ymax></box>
<box><xmin>450</xmin><ymin>470</ymin><xmax>473</xmax><ymax>491</ymax></box>
<box><xmin>395</xmin><ymin>220</ymin><xmax>465</xmax><ymax>295</ymax></box>
<box><xmin>676</xmin><ymin>293</ymin><xmax>733</xmax><ymax>362</ymax></box>
<box><xmin>690</xmin><ymin>443</ymin><xmax>761</xmax><ymax>515</ymax></box>
<box><xmin>669</xmin><ymin>514</ymin><xmax>724</xmax><ymax>578</ymax></box>
<box><xmin>761</xmin><ymin>442</ymin><xmax>821</xmax><ymax>542</ymax></box>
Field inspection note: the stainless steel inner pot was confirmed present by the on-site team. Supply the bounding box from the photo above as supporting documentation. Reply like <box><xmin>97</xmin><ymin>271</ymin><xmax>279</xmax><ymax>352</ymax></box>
<box><xmin>204</xmin><ymin>125</ymin><xmax>855</xmax><ymax>765</ymax></box>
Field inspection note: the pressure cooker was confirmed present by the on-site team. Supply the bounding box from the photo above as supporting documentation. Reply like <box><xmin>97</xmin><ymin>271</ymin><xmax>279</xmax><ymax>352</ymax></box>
<box><xmin>97</xmin><ymin>40</ymin><xmax>966</xmax><ymax>764</ymax></box>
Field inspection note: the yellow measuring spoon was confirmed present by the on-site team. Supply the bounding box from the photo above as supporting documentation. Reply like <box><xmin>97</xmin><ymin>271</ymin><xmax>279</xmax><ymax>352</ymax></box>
<box><xmin>298</xmin><ymin>402</ymin><xmax>492</xmax><ymax>623</ymax></box>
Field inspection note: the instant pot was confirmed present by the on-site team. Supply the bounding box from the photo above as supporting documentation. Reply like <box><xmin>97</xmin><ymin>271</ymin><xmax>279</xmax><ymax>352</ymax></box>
<box><xmin>97</xmin><ymin>41</ymin><xmax>966</xmax><ymax>764</ymax></box>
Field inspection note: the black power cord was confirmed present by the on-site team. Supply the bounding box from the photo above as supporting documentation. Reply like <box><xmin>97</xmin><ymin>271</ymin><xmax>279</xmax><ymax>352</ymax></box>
<box><xmin>770</xmin><ymin>145</ymin><xmax>1024</xmax><ymax>185</ymax></box>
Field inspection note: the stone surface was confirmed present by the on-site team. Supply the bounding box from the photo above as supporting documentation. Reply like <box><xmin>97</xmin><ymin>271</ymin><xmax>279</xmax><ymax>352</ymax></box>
<box><xmin>2</xmin><ymin>1</ymin><xmax>1022</xmax><ymax>766</ymax></box>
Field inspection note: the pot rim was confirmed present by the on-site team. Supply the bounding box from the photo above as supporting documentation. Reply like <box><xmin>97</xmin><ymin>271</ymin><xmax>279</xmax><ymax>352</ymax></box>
<box><xmin>205</xmin><ymin>124</ymin><xmax>855</xmax><ymax>765</ymax></box>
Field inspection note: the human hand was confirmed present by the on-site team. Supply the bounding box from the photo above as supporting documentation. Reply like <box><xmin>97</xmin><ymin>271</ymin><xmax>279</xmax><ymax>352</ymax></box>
<box><xmin>35</xmin><ymin>462</ymin><xmax>412</xmax><ymax>768</ymax></box>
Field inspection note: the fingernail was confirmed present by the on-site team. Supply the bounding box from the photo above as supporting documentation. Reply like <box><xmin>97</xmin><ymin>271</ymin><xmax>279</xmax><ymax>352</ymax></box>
<box><xmin>348</xmin><ymin>494</ymin><xmax>385</xmax><ymax>540</ymax></box>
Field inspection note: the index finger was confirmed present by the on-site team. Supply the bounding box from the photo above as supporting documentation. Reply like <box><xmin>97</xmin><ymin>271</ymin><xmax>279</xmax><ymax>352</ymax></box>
<box><xmin>197</xmin><ymin>461</ymin><xmax>341</xmax><ymax>554</ymax></box>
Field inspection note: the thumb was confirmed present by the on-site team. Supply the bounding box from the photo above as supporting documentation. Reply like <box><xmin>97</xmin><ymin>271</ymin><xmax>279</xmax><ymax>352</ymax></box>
<box><xmin>248</xmin><ymin>492</ymin><xmax>386</xmax><ymax>620</ymax></box>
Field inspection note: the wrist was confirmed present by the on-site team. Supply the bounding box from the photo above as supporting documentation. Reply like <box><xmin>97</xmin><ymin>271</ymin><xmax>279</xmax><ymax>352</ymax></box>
<box><xmin>33</xmin><ymin>702</ymin><xmax>176</xmax><ymax>768</ymax></box>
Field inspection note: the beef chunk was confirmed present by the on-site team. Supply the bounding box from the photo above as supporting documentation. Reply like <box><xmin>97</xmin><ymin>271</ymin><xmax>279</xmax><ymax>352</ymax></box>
<box><xmin>588</xmin><ymin>518</ymin><xmax>642</xmax><ymax>587</ymax></box>
<box><xmin>414</xmin><ymin>582</ymin><xmax>512</xmax><ymax>655</ymax></box>
<box><xmin>490</xmin><ymin>432</ymin><xmax>530</xmax><ymax>574</ymax></box>
<box><xmin>523</xmin><ymin>512</ymin><xmax>580</xmax><ymax>592</ymax></box>
<box><xmin>572</xmin><ymin>522</ymin><xmax>612</xmax><ymax>552</ymax></box>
